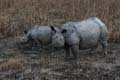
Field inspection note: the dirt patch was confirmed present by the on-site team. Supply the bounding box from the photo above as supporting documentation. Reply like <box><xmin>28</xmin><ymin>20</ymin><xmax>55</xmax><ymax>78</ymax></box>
<box><xmin>0</xmin><ymin>37</ymin><xmax>120</xmax><ymax>80</ymax></box>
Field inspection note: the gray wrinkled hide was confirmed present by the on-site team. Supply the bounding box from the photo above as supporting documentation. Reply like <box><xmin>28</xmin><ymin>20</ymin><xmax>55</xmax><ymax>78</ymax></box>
<box><xmin>61</xmin><ymin>17</ymin><xmax>108</xmax><ymax>49</ymax></box>
<box><xmin>26</xmin><ymin>26</ymin><xmax>52</xmax><ymax>44</ymax></box>
<box><xmin>61</xmin><ymin>17</ymin><xmax>108</xmax><ymax>59</ymax></box>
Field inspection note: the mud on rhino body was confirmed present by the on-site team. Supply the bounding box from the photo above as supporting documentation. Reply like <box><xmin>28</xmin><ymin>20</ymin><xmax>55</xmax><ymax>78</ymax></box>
<box><xmin>61</xmin><ymin>17</ymin><xmax>108</xmax><ymax>60</ymax></box>
<box><xmin>22</xmin><ymin>25</ymin><xmax>65</xmax><ymax>49</ymax></box>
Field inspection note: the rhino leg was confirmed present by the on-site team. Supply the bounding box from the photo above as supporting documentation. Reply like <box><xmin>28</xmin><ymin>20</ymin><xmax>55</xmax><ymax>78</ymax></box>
<box><xmin>100</xmin><ymin>40</ymin><xmax>108</xmax><ymax>56</ymax></box>
<box><xmin>64</xmin><ymin>44</ymin><xmax>71</xmax><ymax>60</ymax></box>
<box><xmin>89</xmin><ymin>42</ymin><xmax>99</xmax><ymax>55</ymax></box>
<box><xmin>99</xmin><ymin>25</ymin><xmax>108</xmax><ymax>56</ymax></box>
<box><xmin>71</xmin><ymin>44</ymin><xmax>79</xmax><ymax>60</ymax></box>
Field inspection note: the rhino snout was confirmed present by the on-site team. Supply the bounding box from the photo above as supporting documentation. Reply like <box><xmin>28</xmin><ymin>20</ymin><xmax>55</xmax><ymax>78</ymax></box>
<box><xmin>20</xmin><ymin>36</ymin><xmax>29</xmax><ymax>44</ymax></box>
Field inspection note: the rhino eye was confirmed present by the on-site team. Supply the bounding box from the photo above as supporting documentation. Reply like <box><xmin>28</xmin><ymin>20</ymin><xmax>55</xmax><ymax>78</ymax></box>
<box><xmin>72</xmin><ymin>30</ymin><xmax>74</xmax><ymax>32</ymax></box>
<box><xmin>56</xmin><ymin>36</ymin><xmax>58</xmax><ymax>38</ymax></box>
<box><xmin>60</xmin><ymin>38</ymin><xmax>63</xmax><ymax>41</ymax></box>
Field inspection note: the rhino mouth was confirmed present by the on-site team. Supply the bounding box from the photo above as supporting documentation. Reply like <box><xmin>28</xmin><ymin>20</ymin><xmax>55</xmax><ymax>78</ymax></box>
<box><xmin>20</xmin><ymin>36</ymin><xmax>34</xmax><ymax>44</ymax></box>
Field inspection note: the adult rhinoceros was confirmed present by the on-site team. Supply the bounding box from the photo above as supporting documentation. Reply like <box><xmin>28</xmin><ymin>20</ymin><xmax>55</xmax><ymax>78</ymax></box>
<box><xmin>60</xmin><ymin>17</ymin><xmax>108</xmax><ymax>60</ymax></box>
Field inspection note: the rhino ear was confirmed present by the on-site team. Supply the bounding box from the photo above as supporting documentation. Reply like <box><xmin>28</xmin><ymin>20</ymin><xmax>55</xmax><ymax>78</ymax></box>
<box><xmin>24</xmin><ymin>30</ymin><xmax>27</xmax><ymax>34</ymax></box>
<box><xmin>61</xmin><ymin>29</ymin><xmax>67</xmax><ymax>33</ymax></box>
<box><xmin>50</xmin><ymin>25</ymin><xmax>56</xmax><ymax>32</ymax></box>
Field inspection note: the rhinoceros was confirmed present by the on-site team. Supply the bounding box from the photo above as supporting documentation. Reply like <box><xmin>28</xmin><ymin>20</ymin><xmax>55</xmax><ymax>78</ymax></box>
<box><xmin>21</xmin><ymin>25</ymin><xmax>65</xmax><ymax>48</ymax></box>
<box><xmin>60</xmin><ymin>17</ymin><xmax>108</xmax><ymax>60</ymax></box>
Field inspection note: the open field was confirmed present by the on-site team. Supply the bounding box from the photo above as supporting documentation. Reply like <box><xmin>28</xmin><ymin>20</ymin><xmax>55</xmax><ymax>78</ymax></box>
<box><xmin>0</xmin><ymin>0</ymin><xmax>120</xmax><ymax>80</ymax></box>
<box><xmin>0</xmin><ymin>0</ymin><xmax>120</xmax><ymax>41</ymax></box>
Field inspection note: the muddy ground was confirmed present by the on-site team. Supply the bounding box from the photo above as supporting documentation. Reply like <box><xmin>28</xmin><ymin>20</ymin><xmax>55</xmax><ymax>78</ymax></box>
<box><xmin>0</xmin><ymin>37</ymin><xmax>120</xmax><ymax>80</ymax></box>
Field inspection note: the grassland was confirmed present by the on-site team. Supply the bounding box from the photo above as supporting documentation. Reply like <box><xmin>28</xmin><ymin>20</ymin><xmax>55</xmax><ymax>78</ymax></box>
<box><xmin>0</xmin><ymin>0</ymin><xmax>120</xmax><ymax>41</ymax></box>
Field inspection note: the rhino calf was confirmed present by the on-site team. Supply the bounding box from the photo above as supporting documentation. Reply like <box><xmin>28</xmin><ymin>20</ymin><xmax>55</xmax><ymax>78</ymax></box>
<box><xmin>21</xmin><ymin>25</ymin><xmax>65</xmax><ymax>48</ymax></box>
<box><xmin>61</xmin><ymin>17</ymin><xmax>108</xmax><ymax>60</ymax></box>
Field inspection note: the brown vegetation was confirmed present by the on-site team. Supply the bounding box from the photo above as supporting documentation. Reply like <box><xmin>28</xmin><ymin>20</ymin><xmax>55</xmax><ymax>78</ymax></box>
<box><xmin>0</xmin><ymin>58</ymin><xmax>24</xmax><ymax>72</ymax></box>
<box><xmin>0</xmin><ymin>0</ymin><xmax>120</xmax><ymax>41</ymax></box>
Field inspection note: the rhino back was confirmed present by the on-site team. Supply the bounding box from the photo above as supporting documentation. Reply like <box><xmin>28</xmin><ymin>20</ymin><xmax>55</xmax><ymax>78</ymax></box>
<box><xmin>30</xmin><ymin>26</ymin><xmax>52</xmax><ymax>44</ymax></box>
<box><xmin>61</xmin><ymin>17</ymin><xmax>107</xmax><ymax>49</ymax></box>
<box><xmin>37</xmin><ymin>26</ymin><xmax>52</xmax><ymax>44</ymax></box>
<box><xmin>74</xmin><ymin>18</ymin><xmax>102</xmax><ymax>48</ymax></box>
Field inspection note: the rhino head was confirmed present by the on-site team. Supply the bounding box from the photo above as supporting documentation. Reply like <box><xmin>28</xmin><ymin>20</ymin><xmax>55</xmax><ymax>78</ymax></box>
<box><xmin>50</xmin><ymin>26</ymin><xmax>65</xmax><ymax>48</ymax></box>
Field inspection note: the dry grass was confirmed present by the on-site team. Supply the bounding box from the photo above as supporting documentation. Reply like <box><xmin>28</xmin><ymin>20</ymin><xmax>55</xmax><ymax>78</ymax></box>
<box><xmin>0</xmin><ymin>58</ymin><xmax>24</xmax><ymax>72</ymax></box>
<box><xmin>0</xmin><ymin>0</ymin><xmax>120</xmax><ymax>41</ymax></box>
